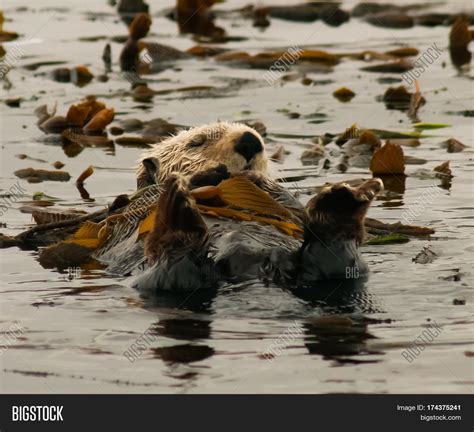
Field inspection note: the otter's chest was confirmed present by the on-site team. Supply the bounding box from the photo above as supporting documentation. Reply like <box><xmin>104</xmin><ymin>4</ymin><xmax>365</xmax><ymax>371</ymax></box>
<box><xmin>204</xmin><ymin>217</ymin><xmax>301</xmax><ymax>280</ymax></box>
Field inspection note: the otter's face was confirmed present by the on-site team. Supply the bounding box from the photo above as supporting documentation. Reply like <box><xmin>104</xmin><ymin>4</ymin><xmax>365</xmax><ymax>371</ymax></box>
<box><xmin>183</xmin><ymin>125</ymin><xmax>268</xmax><ymax>175</ymax></box>
<box><xmin>140</xmin><ymin>123</ymin><xmax>269</xmax><ymax>187</ymax></box>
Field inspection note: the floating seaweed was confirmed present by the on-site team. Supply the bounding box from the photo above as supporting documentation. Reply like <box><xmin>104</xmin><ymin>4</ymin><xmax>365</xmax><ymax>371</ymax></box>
<box><xmin>449</xmin><ymin>17</ymin><xmax>472</xmax><ymax>69</ymax></box>
<box><xmin>37</xmin><ymin>96</ymin><xmax>115</xmax><ymax>135</ymax></box>
<box><xmin>51</xmin><ymin>65</ymin><xmax>94</xmax><ymax>86</ymax></box>
<box><xmin>14</xmin><ymin>168</ymin><xmax>71</xmax><ymax>183</ymax></box>
<box><xmin>370</xmin><ymin>142</ymin><xmax>405</xmax><ymax>175</ymax></box>
<box><xmin>176</xmin><ymin>0</ymin><xmax>224</xmax><ymax>39</ymax></box>
<box><xmin>441</xmin><ymin>138</ymin><xmax>467</xmax><ymax>153</ymax></box>
<box><xmin>365</xmin><ymin>12</ymin><xmax>414</xmax><ymax>29</ymax></box>
<box><xmin>333</xmin><ymin>87</ymin><xmax>356</xmax><ymax>102</ymax></box>
<box><xmin>0</xmin><ymin>12</ymin><xmax>18</xmax><ymax>42</ymax></box>
<box><xmin>366</xmin><ymin>233</ymin><xmax>410</xmax><ymax>245</ymax></box>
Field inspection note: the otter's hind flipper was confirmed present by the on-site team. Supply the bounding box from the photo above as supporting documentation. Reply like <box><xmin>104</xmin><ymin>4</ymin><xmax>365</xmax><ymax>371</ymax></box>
<box><xmin>299</xmin><ymin>178</ymin><xmax>383</xmax><ymax>281</ymax></box>
<box><xmin>134</xmin><ymin>175</ymin><xmax>212</xmax><ymax>292</ymax></box>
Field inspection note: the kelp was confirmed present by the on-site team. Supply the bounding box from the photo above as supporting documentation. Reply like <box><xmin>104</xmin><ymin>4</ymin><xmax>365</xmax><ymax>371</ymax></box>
<box><xmin>62</xmin><ymin>130</ymin><xmax>113</xmax><ymax>147</ymax></box>
<box><xmin>382</xmin><ymin>85</ymin><xmax>412</xmax><ymax>108</ymax></box>
<box><xmin>14</xmin><ymin>168</ymin><xmax>71</xmax><ymax>183</ymax></box>
<box><xmin>76</xmin><ymin>165</ymin><xmax>94</xmax><ymax>186</ymax></box>
<box><xmin>300</xmin><ymin>144</ymin><xmax>325</xmax><ymax>166</ymax></box>
<box><xmin>412</xmin><ymin>246</ymin><xmax>437</xmax><ymax>264</ymax></box>
<box><xmin>370</xmin><ymin>129</ymin><xmax>424</xmax><ymax>139</ymax></box>
<box><xmin>336</xmin><ymin>124</ymin><xmax>424</xmax><ymax>145</ymax></box>
<box><xmin>361</xmin><ymin>59</ymin><xmax>413</xmax><ymax>73</ymax></box>
<box><xmin>365</xmin><ymin>218</ymin><xmax>434</xmax><ymax>237</ymax></box>
<box><xmin>333</xmin><ymin>87</ymin><xmax>355</xmax><ymax>102</ymax></box>
<box><xmin>186</xmin><ymin>45</ymin><xmax>229</xmax><ymax>57</ymax></box>
<box><xmin>115</xmin><ymin>136</ymin><xmax>161</xmax><ymax>146</ymax></box>
<box><xmin>319</xmin><ymin>5</ymin><xmax>350</xmax><ymax>27</ymax></box>
<box><xmin>449</xmin><ymin>17</ymin><xmax>472</xmax><ymax>69</ymax></box>
<box><xmin>381</xmin><ymin>85</ymin><xmax>426</xmax><ymax>116</ymax></box>
<box><xmin>270</xmin><ymin>145</ymin><xmax>286</xmax><ymax>163</ymax></box>
<box><xmin>129</xmin><ymin>12</ymin><xmax>151</xmax><ymax>39</ymax></box>
<box><xmin>263</xmin><ymin>4</ymin><xmax>321</xmax><ymax>22</ymax></box>
<box><xmin>176</xmin><ymin>0</ymin><xmax>224</xmax><ymax>38</ymax></box>
<box><xmin>413</xmin><ymin>122</ymin><xmax>450</xmax><ymax>130</ymax></box>
<box><xmin>83</xmin><ymin>108</ymin><xmax>115</xmax><ymax>133</ymax></box>
<box><xmin>252</xmin><ymin>7</ymin><xmax>271</xmax><ymax>28</ymax></box>
<box><xmin>385</xmin><ymin>47</ymin><xmax>419</xmax><ymax>57</ymax></box>
<box><xmin>386</xmin><ymin>139</ymin><xmax>420</xmax><ymax>147</ymax></box>
<box><xmin>433</xmin><ymin>161</ymin><xmax>452</xmax><ymax>178</ymax></box>
<box><xmin>0</xmin><ymin>12</ymin><xmax>18</xmax><ymax>42</ymax></box>
<box><xmin>31</xmin><ymin>208</ymin><xmax>88</xmax><ymax>225</ymax></box>
<box><xmin>370</xmin><ymin>142</ymin><xmax>405</xmax><ymax>175</ymax></box>
<box><xmin>5</xmin><ymin>206</ymin><xmax>112</xmax><ymax>248</ymax></box>
<box><xmin>215</xmin><ymin>49</ymin><xmax>339</xmax><ymax>69</ymax></box>
<box><xmin>37</xmin><ymin>96</ymin><xmax>114</xmax><ymax>135</ymax></box>
<box><xmin>351</xmin><ymin>130</ymin><xmax>381</xmax><ymax>151</ymax></box>
<box><xmin>15</xmin><ymin>154</ymin><xmax>48</xmax><ymax>163</ymax></box>
<box><xmin>366</xmin><ymin>233</ymin><xmax>410</xmax><ymax>245</ymax></box>
<box><xmin>404</xmin><ymin>155</ymin><xmax>427</xmax><ymax>165</ymax></box>
<box><xmin>51</xmin><ymin>65</ymin><xmax>94</xmax><ymax>86</ymax></box>
<box><xmin>407</xmin><ymin>81</ymin><xmax>424</xmax><ymax>122</ymax></box>
<box><xmin>120</xmin><ymin>13</ymin><xmax>153</xmax><ymax>71</ymax></box>
<box><xmin>365</xmin><ymin>12</ymin><xmax>414</xmax><ymax>29</ymax></box>
<box><xmin>132</xmin><ymin>83</ymin><xmax>154</xmax><ymax>102</ymax></box>
<box><xmin>441</xmin><ymin>138</ymin><xmax>467</xmax><ymax>153</ymax></box>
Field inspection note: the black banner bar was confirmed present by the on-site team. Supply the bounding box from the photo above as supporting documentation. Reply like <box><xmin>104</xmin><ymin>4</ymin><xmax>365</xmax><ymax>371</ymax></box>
<box><xmin>0</xmin><ymin>394</ymin><xmax>472</xmax><ymax>432</ymax></box>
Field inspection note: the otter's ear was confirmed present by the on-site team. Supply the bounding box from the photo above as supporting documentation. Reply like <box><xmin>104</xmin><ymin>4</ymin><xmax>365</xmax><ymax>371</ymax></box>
<box><xmin>142</xmin><ymin>157</ymin><xmax>160</xmax><ymax>185</ymax></box>
<box><xmin>188</xmin><ymin>134</ymin><xmax>207</xmax><ymax>147</ymax></box>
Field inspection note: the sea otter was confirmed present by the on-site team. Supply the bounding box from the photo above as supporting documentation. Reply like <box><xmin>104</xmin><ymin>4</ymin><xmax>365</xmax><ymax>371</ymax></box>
<box><xmin>38</xmin><ymin>122</ymin><xmax>382</xmax><ymax>291</ymax></box>
<box><xmin>111</xmin><ymin>122</ymin><xmax>383</xmax><ymax>292</ymax></box>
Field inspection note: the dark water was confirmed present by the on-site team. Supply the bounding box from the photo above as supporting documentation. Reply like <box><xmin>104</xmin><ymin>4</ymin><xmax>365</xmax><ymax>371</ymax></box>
<box><xmin>0</xmin><ymin>0</ymin><xmax>473</xmax><ymax>393</ymax></box>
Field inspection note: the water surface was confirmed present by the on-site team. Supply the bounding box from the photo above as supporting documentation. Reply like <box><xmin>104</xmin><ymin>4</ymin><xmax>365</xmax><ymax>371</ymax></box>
<box><xmin>0</xmin><ymin>0</ymin><xmax>473</xmax><ymax>393</ymax></box>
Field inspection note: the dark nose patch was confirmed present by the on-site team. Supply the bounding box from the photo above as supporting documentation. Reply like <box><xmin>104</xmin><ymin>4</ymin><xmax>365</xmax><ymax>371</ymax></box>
<box><xmin>234</xmin><ymin>132</ymin><xmax>263</xmax><ymax>162</ymax></box>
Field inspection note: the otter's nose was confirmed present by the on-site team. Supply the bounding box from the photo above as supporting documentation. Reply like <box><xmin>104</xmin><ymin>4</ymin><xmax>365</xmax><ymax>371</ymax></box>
<box><xmin>234</xmin><ymin>132</ymin><xmax>263</xmax><ymax>162</ymax></box>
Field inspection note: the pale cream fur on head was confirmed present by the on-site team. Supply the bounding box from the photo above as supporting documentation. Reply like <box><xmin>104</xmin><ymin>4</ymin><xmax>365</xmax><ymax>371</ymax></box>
<box><xmin>137</xmin><ymin>121</ymin><xmax>268</xmax><ymax>184</ymax></box>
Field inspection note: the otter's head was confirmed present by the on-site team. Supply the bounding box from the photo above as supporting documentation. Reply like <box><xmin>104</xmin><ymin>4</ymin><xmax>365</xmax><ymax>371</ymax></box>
<box><xmin>138</xmin><ymin>122</ymin><xmax>268</xmax><ymax>187</ymax></box>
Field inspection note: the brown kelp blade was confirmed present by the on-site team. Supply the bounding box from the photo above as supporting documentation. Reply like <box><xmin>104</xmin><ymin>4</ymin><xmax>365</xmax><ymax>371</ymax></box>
<box><xmin>64</xmin><ymin>220</ymin><xmax>103</xmax><ymax>248</ymax></box>
<box><xmin>213</xmin><ymin>176</ymin><xmax>295</xmax><ymax>221</ymax></box>
<box><xmin>138</xmin><ymin>210</ymin><xmax>155</xmax><ymax>235</ymax></box>
<box><xmin>136</xmin><ymin>176</ymin><xmax>301</xmax><ymax>238</ymax></box>
<box><xmin>370</xmin><ymin>142</ymin><xmax>405</xmax><ymax>175</ymax></box>
<box><xmin>197</xmin><ymin>205</ymin><xmax>304</xmax><ymax>238</ymax></box>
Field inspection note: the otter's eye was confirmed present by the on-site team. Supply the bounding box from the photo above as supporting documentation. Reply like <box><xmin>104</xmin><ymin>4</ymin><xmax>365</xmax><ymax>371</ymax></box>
<box><xmin>188</xmin><ymin>135</ymin><xmax>207</xmax><ymax>147</ymax></box>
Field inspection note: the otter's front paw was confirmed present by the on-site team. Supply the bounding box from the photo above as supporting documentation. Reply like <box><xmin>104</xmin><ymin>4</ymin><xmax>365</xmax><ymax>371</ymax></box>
<box><xmin>189</xmin><ymin>164</ymin><xmax>230</xmax><ymax>188</ymax></box>
<box><xmin>351</xmin><ymin>178</ymin><xmax>384</xmax><ymax>202</ymax></box>
<box><xmin>308</xmin><ymin>178</ymin><xmax>383</xmax><ymax>216</ymax></box>
<box><xmin>145</xmin><ymin>174</ymin><xmax>208</xmax><ymax>264</ymax></box>
<box><xmin>305</xmin><ymin>178</ymin><xmax>383</xmax><ymax>243</ymax></box>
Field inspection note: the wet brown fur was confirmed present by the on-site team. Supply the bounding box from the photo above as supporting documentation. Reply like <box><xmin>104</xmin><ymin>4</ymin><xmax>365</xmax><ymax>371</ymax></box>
<box><xmin>137</xmin><ymin>122</ymin><xmax>267</xmax><ymax>188</ymax></box>
<box><xmin>144</xmin><ymin>174</ymin><xmax>208</xmax><ymax>264</ymax></box>
<box><xmin>304</xmin><ymin>178</ymin><xmax>383</xmax><ymax>245</ymax></box>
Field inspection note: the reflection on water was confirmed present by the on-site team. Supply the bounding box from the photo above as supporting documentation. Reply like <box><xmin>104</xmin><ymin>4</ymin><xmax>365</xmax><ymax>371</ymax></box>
<box><xmin>154</xmin><ymin>318</ymin><xmax>212</xmax><ymax>340</ymax></box>
<box><xmin>152</xmin><ymin>344</ymin><xmax>215</xmax><ymax>364</ymax></box>
<box><xmin>290</xmin><ymin>277</ymin><xmax>383</xmax><ymax>315</ymax></box>
<box><xmin>303</xmin><ymin>318</ymin><xmax>382</xmax><ymax>365</ymax></box>
<box><xmin>143</xmin><ymin>289</ymin><xmax>218</xmax><ymax>313</ymax></box>
<box><xmin>378</xmin><ymin>174</ymin><xmax>406</xmax><ymax>195</ymax></box>
<box><xmin>138</xmin><ymin>277</ymin><xmax>384</xmax><ymax>368</ymax></box>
